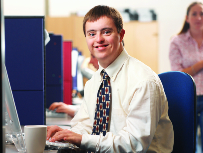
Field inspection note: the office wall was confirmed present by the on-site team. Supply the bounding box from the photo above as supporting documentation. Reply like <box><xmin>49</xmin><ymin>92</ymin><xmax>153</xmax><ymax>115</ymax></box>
<box><xmin>3</xmin><ymin>0</ymin><xmax>198</xmax><ymax>73</ymax></box>
<box><xmin>4</xmin><ymin>0</ymin><xmax>45</xmax><ymax>16</ymax></box>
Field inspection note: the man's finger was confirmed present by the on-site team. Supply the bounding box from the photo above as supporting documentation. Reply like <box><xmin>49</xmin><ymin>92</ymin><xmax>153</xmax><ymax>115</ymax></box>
<box><xmin>47</xmin><ymin>125</ymin><xmax>62</xmax><ymax>140</ymax></box>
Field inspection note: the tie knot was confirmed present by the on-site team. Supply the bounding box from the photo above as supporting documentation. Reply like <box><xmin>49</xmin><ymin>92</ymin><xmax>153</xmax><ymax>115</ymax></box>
<box><xmin>101</xmin><ymin>70</ymin><xmax>109</xmax><ymax>80</ymax></box>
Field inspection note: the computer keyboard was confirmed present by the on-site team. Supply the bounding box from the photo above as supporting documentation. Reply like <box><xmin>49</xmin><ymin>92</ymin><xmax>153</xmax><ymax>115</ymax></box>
<box><xmin>46</xmin><ymin>140</ymin><xmax>78</xmax><ymax>149</ymax></box>
<box><xmin>46</xmin><ymin>108</ymin><xmax>68</xmax><ymax>118</ymax></box>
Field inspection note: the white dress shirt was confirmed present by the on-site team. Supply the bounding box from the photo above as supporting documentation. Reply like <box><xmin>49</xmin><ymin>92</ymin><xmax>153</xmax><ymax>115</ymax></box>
<box><xmin>70</xmin><ymin>49</ymin><xmax>174</xmax><ymax>153</ymax></box>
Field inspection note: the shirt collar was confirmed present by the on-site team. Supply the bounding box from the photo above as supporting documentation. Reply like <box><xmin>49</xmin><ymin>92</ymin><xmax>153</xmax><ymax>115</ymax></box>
<box><xmin>97</xmin><ymin>48</ymin><xmax>129</xmax><ymax>82</ymax></box>
<box><xmin>185</xmin><ymin>30</ymin><xmax>192</xmax><ymax>40</ymax></box>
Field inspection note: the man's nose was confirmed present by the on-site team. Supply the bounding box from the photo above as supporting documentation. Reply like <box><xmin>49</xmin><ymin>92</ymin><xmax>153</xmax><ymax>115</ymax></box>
<box><xmin>96</xmin><ymin>34</ymin><xmax>105</xmax><ymax>43</ymax></box>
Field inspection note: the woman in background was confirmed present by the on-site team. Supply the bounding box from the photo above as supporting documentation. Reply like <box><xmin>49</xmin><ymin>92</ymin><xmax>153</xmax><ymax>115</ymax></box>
<box><xmin>169</xmin><ymin>1</ymin><xmax>203</xmax><ymax>152</ymax></box>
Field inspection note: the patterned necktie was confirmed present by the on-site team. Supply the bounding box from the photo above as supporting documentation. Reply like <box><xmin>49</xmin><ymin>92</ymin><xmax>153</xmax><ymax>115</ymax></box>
<box><xmin>92</xmin><ymin>70</ymin><xmax>111</xmax><ymax>136</ymax></box>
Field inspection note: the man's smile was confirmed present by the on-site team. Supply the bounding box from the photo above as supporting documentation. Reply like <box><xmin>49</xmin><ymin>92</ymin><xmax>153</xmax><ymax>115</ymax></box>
<box><xmin>94</xmin><ymin>44</ymin><xmax>109</xmax><ymax>48</ymax></box>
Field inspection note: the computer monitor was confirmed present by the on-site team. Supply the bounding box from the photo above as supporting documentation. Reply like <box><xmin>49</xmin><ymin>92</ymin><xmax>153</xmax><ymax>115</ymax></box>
<box><xmin>77</xmin><ymin>51</ymin><xmax>84</xmax><ymax>95</ymax></box>
<box><xmin>0</xmin><ymin>9</ymin><xmax>26</xmax><ymax>153</ymax></box>
<box><xmin>72</xmin><ymin>49</ymin><xmax>84</xmax><ymax>94</ymax></box>
<box><xmin>1</xmin><ymin>1</ymin><xmax>26</xmax><ymax>151</ymax></box>
<box><xmin>72</xmin><ymin>48</ymin><xmax>79</xmax><ymax>91</ymax></box>
<box><xmin>1</xmin><ymin>0</ymin><xmax>5</xmax><ymax>152</ymax></box>
<box><xmin>3</xmin><ymin>65</ymin><xmax>26</xmax><ymax>152</ymax></box>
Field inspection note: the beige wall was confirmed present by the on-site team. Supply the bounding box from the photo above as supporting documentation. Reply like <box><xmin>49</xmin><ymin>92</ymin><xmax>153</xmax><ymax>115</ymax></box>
<box><xmin>4</xmin><ymin>0</ymin><xmax>197</xmax><ymax>73</ymax></box>
<box><xmin>46</xmin><ymin>16</ymin><xmax>158</xmax><ymax>73</ymax></box>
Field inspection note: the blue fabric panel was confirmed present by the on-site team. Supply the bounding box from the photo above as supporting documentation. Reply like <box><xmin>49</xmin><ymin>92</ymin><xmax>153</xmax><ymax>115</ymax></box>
<box><xmin>46</xmin><ymin>85</ymin><xmax>63</xmax><ymax>108</ymax></box>
<box><xmin>158</xmin><ymin>71</ymin><xmax>196</xmax><ymax>153</ymax></box>
<box><xmin>5</xmin><ymin>17</ymin><xmax>44</xmax><ymax>90</ymax></box>
<box><xmin>13</xmin><ymin>90</ymin><xmax>45</xmax><ymax>125</ymax></box>
<box><xmin>46</xmin><ymin>34</ymin><xmax>63</xmax><ymax>85</ymax></box>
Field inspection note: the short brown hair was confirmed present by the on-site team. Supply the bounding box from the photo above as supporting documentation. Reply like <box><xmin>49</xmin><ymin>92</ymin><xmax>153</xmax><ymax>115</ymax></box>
<box><xmin>178</xmin><ymin>1</ymin><xmax>203</xmax><ymax>35</ymax></box>
<box><xmin>83</xmin><ymin>5</ymin><xmax>123</xmax><ymax>36</ymax></box>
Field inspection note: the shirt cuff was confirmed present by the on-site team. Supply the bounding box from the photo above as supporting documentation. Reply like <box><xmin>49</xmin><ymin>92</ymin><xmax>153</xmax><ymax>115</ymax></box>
<box><xmin>80</xmin><ymin>134</ymin><xmax>100</xmax><ymax>152</ymax></box>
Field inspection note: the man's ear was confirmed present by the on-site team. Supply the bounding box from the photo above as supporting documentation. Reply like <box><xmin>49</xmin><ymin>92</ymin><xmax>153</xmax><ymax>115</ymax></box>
<box><xmin>119</xmin><ymin>29</ymin><xmax>125</xmax><ymax>43</ymax></box>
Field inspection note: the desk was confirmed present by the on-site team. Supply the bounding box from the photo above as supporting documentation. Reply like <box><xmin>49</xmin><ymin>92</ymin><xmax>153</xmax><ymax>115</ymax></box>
<box><xmin>5</xmin><ymin>117</ymin><xmax>76</xmax><ymax>153</ymax></box>
<box><xmin>6</xmin><ymin>144</ymin><xmax>86</xmax><ymax>153</ymax></box>
<box><xmin>6</xmin><ymin>144</ymin><xmax>57</xmax><ymax>153</ymax></box>
<box><xmin>6</xmin><ymin>117</ymin><xmax>75</xmax><ymax>152</ymax></box>
<box><xmin>46</xmin><ymin>116</ymin><xmax>72</xmax><ymax>126</ymax></box>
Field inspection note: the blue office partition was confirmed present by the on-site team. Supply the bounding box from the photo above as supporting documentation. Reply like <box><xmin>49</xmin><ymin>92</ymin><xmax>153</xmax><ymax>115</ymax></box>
<box><xmin>5</xmin><ymin>16</ymin><xmax>45</xmax><ymax>125</ymax></box>
<box><xmin>12</xmin><ymin>91</ymin><xmax>44</xmax><ymax>125</ymax></box>
<box><xmin>45</xmin><ymin>33</ymin><xmax>63</xmax><ymax>108</ymax></box>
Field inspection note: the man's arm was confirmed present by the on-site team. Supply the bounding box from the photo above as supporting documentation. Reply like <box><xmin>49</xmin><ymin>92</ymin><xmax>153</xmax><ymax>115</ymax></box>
<box><xmin>46</xmin><ymin>99</ymin><xmax>92</xmax><ymax>146</ymax></box>
<box><xmin>47</xmin><ymin>79</ymin><xmax>167</xmax><ymax>152</ymax></box>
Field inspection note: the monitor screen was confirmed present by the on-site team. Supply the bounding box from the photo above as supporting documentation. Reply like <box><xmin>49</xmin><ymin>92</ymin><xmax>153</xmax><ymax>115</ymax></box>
<box><xmin>1</xmin><ymin>0</ymin><xmax>5</xmax><ymax>152</ymax></box>
<box><xmin>1</xmin><ymin>2</ymin><xmax>26</xmax><ymax>151</ymax></box>
<box><xmin>3</xmin><ymin>64</ymin><xmax>26</xmax><ymax>152</ymax></box>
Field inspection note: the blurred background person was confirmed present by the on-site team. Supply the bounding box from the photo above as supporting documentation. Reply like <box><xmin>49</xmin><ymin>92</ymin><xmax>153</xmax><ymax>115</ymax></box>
<box><xmin>48</xmin><ymin>54</ymin><xmax>99</xmax><ymax>117</ymax></box>
<box><xmin>81</xmin><ymin>54</ymin><xmax>99</xmax><ymax>79</ymax></box>
<box><xmin>169</xmin><ymin>2</ymin><xmax>203</xmax><ymax>152</ymax></box>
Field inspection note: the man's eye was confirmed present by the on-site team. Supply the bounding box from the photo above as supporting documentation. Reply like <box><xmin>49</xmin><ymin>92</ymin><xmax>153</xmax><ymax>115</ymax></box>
<box><xmin>104</xmin><ymin>31</ymin><xmax>110</xmax><ymax>34</ymax></box>
<box><xmin>88</xmin><ymin>33</ymin><xmax>95</xmax><ymax>37</ymax></box>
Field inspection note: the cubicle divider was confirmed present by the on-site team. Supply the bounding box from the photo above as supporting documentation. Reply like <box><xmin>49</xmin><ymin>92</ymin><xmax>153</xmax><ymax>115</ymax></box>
<box><xmin>45</xmin><ymin>33</ymin><xmax>63</xmax><ymax>108</ymax></box>
<box><xmin>5</xmin><ymin>16</ymin><xmax>45</xmax><ymax>125</ymax></box>
<box><xmin>63</xmin><ymin>40</ymin><xmax>72</xmax><ymax>105</ymax></box>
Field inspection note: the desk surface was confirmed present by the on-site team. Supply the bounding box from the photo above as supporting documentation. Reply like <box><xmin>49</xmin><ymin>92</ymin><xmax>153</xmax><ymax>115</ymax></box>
<box><xmin>6</xmin><ymin>144</ymin><xmax>57</xmax><ymax>153</ymax></box>
<box><xmin>46</xmin><ymin>116</ymin><xmax>72</xmax><ymax>126</ymax></box>
<box><xmin>6</xmin><ymin>144</ymin><xmax>86</xmax><ymax>153</ymax></box>
<box><xmin>6</xmin><ymin>117</ymin><xmax>73</xmax><ymax>153</ymax></box>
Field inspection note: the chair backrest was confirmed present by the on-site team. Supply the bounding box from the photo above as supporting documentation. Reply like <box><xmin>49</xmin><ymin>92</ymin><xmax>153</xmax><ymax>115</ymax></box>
<box><xmin>158</xmin><ymin>71</ymin><xmax>196</xmax><ymax>153</ymax></box>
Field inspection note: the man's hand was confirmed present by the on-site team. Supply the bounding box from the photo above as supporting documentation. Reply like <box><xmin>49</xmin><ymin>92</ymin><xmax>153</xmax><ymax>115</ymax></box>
<box><xmin>47</xmin><ymin>125</ymin><xmax>63</xmax><ymax>140</ymax></box>
<box><xmin>48</xmin><ymin>127</ymin><xmax>82</xmax><ymax>147</ymax></box>
<box><xmin>49</xmin><ymin>102</ymin><xmax>75</xmax><ymax>117</ymax></box>
<box><xmin>49</xmin><ymin>102</ymin><xmax>62</xmax><ymax>110</ymax></box>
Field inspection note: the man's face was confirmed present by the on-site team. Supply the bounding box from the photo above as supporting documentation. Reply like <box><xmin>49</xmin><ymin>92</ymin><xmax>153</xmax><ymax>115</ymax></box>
<box><xmin>85</xmin><ymin>16</ymin><xmax>125</xmax><ymax>68</ymax></box>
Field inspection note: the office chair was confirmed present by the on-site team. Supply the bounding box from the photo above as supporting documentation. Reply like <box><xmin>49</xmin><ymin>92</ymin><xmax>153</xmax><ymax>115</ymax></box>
<box><xmin>158</xmin><ymin>71</ymin><xmax>196</xmax><ymax>153</ymax></box>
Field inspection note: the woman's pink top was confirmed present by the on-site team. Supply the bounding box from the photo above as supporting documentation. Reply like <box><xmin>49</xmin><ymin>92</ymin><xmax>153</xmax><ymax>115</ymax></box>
<box><xmin>169</xmin><ymin>30</ymin><xmax>203</xmax><ymax>95</ymax></box>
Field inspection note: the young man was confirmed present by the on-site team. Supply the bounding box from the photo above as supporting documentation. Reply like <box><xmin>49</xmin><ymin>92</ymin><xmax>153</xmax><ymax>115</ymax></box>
<box><xmin>47</xmin><ymin>5</ymin><xmax>174</xmax><ymax>152</ymax></box>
